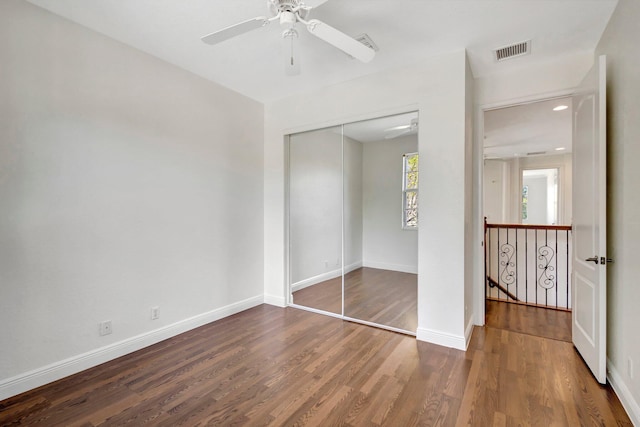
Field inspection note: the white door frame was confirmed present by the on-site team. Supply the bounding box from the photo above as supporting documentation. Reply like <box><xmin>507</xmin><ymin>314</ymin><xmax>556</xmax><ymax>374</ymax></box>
<box><xmin>473</xmin><ymin>89</ymin><xmax>576</xmax><ymax>326</ymax></box>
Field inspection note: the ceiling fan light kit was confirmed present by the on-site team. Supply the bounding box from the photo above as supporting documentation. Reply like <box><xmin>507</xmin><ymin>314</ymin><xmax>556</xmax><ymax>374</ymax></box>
<box><xmin>201</xmin><ymin>0</ymin><xmax>376</xmax><ymax>75</ymax></box>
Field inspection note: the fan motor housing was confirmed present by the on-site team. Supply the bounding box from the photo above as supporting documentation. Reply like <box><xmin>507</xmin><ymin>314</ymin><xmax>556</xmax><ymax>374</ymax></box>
<box><xmin>270</xmin><ymin>0</ymin><xmax>301</xmax><ymax>14</ymax></box>
<box><xmin>280</xmin><ymin>11</ymin><xmax>296</xmax><ymax>26</ymax></box>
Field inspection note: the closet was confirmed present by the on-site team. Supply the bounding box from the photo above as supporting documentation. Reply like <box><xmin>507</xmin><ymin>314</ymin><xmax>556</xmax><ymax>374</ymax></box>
<box><xmin>288</xmin><ymin>112</ymin><xmax>418</xmax><ymax>334</ymax></box>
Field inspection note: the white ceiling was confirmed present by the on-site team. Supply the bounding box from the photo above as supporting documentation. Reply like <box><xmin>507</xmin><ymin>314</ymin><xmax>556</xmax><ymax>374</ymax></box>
<box><xmin>344</xmin><ymin>111</ymin><xmax>418</xmax><ymax>143</ymax></box>
<box><xmin>484</xmin><ymin>97</ymin><xmax>573</xmax><ymax>159</ymax></box>
<box><xmin>292</xmin><ymin>111</ymin><xmax>418</xmax><ymax>143</ymax></box>
<box><xmin>26</xmin><ymin>0</ymin><xmax>617</xmax><ymax>104</ymax></box>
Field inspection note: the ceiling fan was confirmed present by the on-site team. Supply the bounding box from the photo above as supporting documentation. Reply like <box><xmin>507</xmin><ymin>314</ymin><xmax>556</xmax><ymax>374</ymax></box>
<box><xmin>201</xmin><ymin>0</ymin><xmax>376</xmax><ymax>75</ymax></box>
<box><xmin>385</xmin><ymin>118</ymin><xmax>419</xmax><ymax>139</ymax></box>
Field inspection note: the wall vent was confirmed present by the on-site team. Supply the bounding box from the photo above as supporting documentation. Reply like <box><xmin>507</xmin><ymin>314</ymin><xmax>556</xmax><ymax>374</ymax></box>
<box><xmin>494</xmin><ymin>40</ymin><xmax>531</xmax><ymax>61</ymax></box>
<box><xmin>526</xmin><ymin>151</ymin><xmax>546</xmax><ymax>156</ymax></box>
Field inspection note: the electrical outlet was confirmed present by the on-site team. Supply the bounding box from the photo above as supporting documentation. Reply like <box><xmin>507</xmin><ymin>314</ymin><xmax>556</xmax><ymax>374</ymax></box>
<box><xmin>151</xmin><ymin>306</ymin><xmax>159</xmax><ymax>320</ymax></box>
<box><xmin>629</xmin><ymin>357</ymin><xmax>634</xmax><ymax>379</ymax></box>
<box><xmin>99</xmin><ymin>320</ymin><xmax>112</xmax><ymax>336</ymax></box>
<box><xmin>324</xmin><ymin>260</ymin><xmax>328</xmax><ymax>268</ymax></box>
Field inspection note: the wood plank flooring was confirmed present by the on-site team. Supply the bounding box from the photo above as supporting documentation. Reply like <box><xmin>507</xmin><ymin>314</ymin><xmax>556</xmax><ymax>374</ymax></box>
<box><xmin>0</xmin><ymin>304</ymin><xmax>631</xmax><ymax>426</ymax></box>
<box><xmin>293</xmin><ymin>267</ymin><xmax>417</xmax><ymax>332</ymax></box>
<box><xmin>292</xmin><ymin>275</ymin><xmax>342</xmax><ymax>314</ymax></box>
<box><xmin>485</xmin><ymin>299</ymin><xmax>572</xmax><ymax>342</ymax></box>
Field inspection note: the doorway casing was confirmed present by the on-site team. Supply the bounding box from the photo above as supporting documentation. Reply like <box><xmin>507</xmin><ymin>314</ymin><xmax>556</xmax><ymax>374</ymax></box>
<box><xmin>473</xmin><ymin>89</ymin><xmax>576</xmax><ymax>326</ymax></box>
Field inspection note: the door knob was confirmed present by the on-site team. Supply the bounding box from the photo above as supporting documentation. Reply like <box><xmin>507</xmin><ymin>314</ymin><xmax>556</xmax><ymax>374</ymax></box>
<box><xmin>585</xmin><ymin>256</ymin><xmax>599</xmax><ymax>264</ymax></box>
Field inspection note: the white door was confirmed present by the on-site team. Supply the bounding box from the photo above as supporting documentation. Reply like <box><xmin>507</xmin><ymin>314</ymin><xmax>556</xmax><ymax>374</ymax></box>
<box><xmin>572</xmin><ymin>55</ymin><xmax>607</xmax><ymax>384</ymax></box>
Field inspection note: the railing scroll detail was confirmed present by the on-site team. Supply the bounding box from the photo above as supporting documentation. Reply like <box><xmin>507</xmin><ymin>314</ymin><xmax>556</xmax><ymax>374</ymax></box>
<box><xmin>484</xmin><ymin>221</ymin><xmax>572</xmax><ymax>311</ymax></box>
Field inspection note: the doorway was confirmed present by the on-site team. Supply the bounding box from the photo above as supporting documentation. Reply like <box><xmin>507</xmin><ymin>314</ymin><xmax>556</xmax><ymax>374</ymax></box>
<box><xmin>482</xmin><ymin>97</ymin><xmax>573</xmax><ymax>342</ymax></box>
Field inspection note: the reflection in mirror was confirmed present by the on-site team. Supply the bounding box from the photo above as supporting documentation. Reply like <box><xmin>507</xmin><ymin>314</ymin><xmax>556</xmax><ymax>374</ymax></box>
<box><xmin>343</xmin><ymin>112</ymin><xmax>418</xmax><ymax>332</ymax></box>
<box><xmin>289</xmin><ymin>126</ymin><xmax>343</xmax><ymax>315</ymax></box>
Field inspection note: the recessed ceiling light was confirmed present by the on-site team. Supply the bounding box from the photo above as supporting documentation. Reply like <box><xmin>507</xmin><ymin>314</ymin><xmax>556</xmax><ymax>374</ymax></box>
<box><xmin>553</xmin><ymin>105</ymin><xmax>568</xmax><ymax>111</ymax></box>
<box><xmin>555</xmin><ymin>147</ymin><xmax>566</xmax><ymax>151</ymax></box>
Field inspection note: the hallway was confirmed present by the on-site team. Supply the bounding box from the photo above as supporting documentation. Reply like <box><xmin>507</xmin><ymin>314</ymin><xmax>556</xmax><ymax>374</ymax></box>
<box><xmin>485</xmin><ymin>299</ymin><xmax>572</xmax><ymax>342</ymax></box>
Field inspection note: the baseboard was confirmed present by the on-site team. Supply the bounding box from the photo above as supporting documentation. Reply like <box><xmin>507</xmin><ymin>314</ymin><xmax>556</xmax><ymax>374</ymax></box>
<box><xmin>344</xmin><ymin>261</ymin><xmax>362</xmax><ymax>275</ymax></box>
<box><xmin>263</xmin><ymin>294</ymin><xmax>286</xmax><ymax>307</ymax></box>
<box><xmin>607</xmin><ymin>357</ymin><xmax>640</xmax><ymax>426</ymax></box>
<box><xmin>291</xmin><ymin>261</ymin><xmax>362</xmax><ymax>292</ymax></box>
<box><xmin>291</xmin><ymin>268</ymin><xmax>341</xmax><ymax>292</ymax></box>
<box><xmin>464</xmin><ymin>318</ymin><xmax>475</xmax><ymax>350</ymax></box>
<box><xmin>416</xmin><ymin>327</ymin><xmax>467</xmax><ymax>351</ymax></box>
<box><xmin>362</xmin><ymin>261</ymin><xmax>418</xmax><ymax>274</ymax></box>
<box><xmin>0</xmin><ymin>295</ymin><xmax>264</xmax><ymax>401</ymax></box>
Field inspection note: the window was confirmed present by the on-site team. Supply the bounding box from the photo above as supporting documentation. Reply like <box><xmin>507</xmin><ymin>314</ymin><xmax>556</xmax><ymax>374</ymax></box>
<box><xmin>521</xmin><ymin>168</ymin><xmax>559</xmax><ymax>225</ymax></box>
<box><xmin>402</xmin><ymin>152</ymin><xmax>418</xmax><ymax>229</ymax></box>
<box><xmin>522</xmin><ymin>185</ymin><xmax>529</xmax><ymax>221</ymax></box>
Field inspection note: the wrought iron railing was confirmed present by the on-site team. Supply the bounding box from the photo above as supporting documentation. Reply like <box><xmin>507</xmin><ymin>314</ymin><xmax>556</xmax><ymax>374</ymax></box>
<box><xmin>484</xmin><ymin>219</ymin><xmax>572</xmax><ymax>311</ymax></box>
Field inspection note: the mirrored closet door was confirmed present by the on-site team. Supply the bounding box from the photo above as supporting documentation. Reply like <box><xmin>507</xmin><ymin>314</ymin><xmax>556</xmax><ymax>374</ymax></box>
<box><xmin>288</xmin><ymin>112</ymin><xmax>418</xmax><ymax>334</ymax></box>
<box><xmin>343</xmin><ymin>113</ymin><xmax>418</xmax><ymax>332</ymax></box>
<box><xmin>289</xmin><ymin>126</ymin><xmax>343</xmax><ymax>315</ymax></box>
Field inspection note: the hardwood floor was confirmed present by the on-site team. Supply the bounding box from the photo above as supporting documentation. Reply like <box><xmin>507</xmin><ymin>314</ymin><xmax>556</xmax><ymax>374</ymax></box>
<box><xmin>485</xmin><ymin>299</ymin><xmax>572</xmax><ymax>342</ymax></box>
<box><xmin>344</xmin><ymin>268</ymin><xmax>417</xmax><ymax>332</ymax></box>
<box><xmin>293</xmin><ymin>267</ymin><xmax>417</xmax><ymax>332</ymax></box>
<box><xmin>0</xmin><ymin>304</ymin><xmax>631</xmax><ymax>426</ymax></box>
<box><xmin>292</xmin><ymin>275</ymin><xmax>342</xmax><ymax>314</ymax></box>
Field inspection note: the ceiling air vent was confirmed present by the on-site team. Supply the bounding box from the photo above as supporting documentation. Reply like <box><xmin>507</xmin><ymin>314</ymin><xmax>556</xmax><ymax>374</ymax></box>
<box><xmin>494</xmin><ymin>40</ymin><xmax>531</xmax><ymax>62</ymax></box>
<box><xmin>526</xmin><ymin>151</ymin><xmax>546</xmax><ymax>156</ymax></box>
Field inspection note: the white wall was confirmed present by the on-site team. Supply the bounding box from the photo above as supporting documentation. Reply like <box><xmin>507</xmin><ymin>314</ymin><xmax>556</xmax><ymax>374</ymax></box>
<box><xmin>475</xmin><ymin>52</ymin><xmax>594</xmax><ymax>106</ymax></box>
<box><xmin>344</xmin><ymin>137</ymin><xmax>364</xmax><ymax>271</ymax></box>
<box><xmin>265</xmin><ymin>51</ymin><xmax>472</xmax><ymax>347</ymax></box>
<box><xmin>595</xmin><ymin>0</ymin><xmax>640</xmax><ymax>423</ymax></box>
<box><xmin>362</xmin><ymin>136</ymin><xmax>418</xmax><ymax>273</ymax></box>
<box><xmin>484</xmin><ymin>154</ymin><xmax>572</xmax><ymax>225</ymax></box>
<box><xmin>483</xmin><ymin>160</ymin><xmax>509</xmax><ymax>223</ymax></box>
<box><xmin>464</xmin><ymin>55</ymin><xmax>475</xmax><ymax>339</ymax></box>
<box><xmin>289</xmin><ymin>129</ymin><xmax>343</xmax><ymax>285</ymax></box>
<box><xmin>289</xmin><ymin>131</ymin><xmax>362</xmax><ymax>290</ymax></box>
<box><xmin>0</xmin><ymin>1</ymin><xmax>264</xmax><ymax>399</ymax></box>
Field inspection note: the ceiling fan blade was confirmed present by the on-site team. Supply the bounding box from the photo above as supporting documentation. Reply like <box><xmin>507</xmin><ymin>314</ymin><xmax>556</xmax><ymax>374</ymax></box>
<box><xmin>201</xmin><ymin>17</ymin><xmax>269</xmax><ymax>45</ymax></box>
<box><xmin>305</xmin><ymin>19</ymin><xmax>375</xmax><ymax>63</ymax></box>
